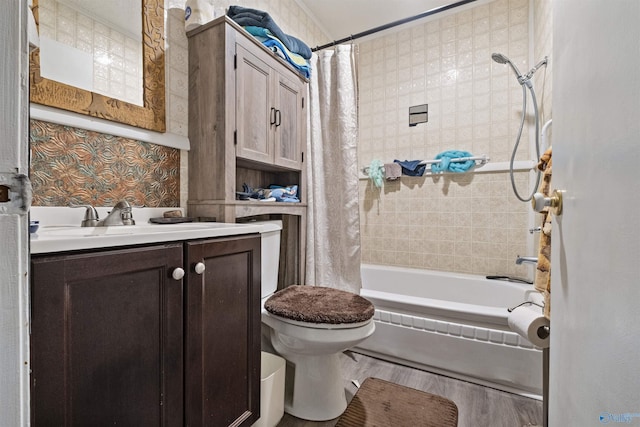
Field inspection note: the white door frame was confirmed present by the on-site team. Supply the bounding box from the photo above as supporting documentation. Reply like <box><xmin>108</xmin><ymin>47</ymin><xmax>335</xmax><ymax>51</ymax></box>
<box><xmin>0</xmin><ymin>1</ymin><xmax>31</xmax><ymax>425</ymax></box>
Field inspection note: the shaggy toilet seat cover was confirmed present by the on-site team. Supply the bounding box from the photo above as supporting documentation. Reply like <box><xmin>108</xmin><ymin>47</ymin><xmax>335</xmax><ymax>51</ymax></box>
<box><xmin>264</xmin><ymin>285</ymin><xmax>375</xmax><ymax>324</ymax></box>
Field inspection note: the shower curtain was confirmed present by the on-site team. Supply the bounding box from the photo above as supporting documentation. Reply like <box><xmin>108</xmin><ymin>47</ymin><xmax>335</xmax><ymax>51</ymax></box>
<box><xmin>306</xmin><ymin>45</ymin><xmax>361</xmax><ymax>293</ymax></box>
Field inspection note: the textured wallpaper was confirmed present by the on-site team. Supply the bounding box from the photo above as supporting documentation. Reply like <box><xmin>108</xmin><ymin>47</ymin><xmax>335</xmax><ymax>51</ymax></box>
<box><xmin>30</xmin><ymin>120</ymin><xmax>180</xmax><ymax>207</ymax></box>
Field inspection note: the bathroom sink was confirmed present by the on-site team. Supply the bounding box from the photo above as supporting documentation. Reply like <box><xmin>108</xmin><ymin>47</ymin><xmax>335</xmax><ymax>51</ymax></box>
<box><xmin>31</xmin><ymin>222</ymin><xmax>263</xmax><ymax>254</ymax></box>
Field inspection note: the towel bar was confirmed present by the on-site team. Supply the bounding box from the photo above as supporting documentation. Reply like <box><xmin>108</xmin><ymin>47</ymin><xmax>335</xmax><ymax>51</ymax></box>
<box><xmin>362</xmin><ymin>154</ymin><xmax>490</xmax><ymax>176</ymax></box>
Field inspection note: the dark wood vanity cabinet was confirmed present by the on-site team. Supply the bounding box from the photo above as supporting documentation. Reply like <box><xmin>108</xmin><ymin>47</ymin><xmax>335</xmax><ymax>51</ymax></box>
<box><xmin>184</xmin><ymin>236</ymin><xmax>261</xmax><ymax>426</ymax></box>
<box><xmin>30</xmin><ymin>234</ymin><xmax>261</xmax><ymax>427</ymax></box>
<box><xmin>30</xmin><ymin>243</ymin><xmax>185</xmax><ymax>426</ymax></box>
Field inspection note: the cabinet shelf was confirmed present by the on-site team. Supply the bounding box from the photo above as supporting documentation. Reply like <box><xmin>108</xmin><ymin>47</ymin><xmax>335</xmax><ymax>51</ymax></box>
<box><xmin>186</xmin><ymin>200</ymin><xmax>306</xmax><ymax>220</ymax></box>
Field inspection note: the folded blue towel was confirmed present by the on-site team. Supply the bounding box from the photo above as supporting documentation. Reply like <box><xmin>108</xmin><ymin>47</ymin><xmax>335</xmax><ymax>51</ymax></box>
<box><xmin>227</xmin><ymin>6</ymin><xmax>312</xmax><ymax>59</ymax></box>
<box><xmin>244</xmin><ymin>26</ymin><xmax>311</xmax><ymax>78</ymax></box>
<box><xmin>394</xmin><ymin>159</ymin><xmax>426</xmax><ymax>176</ymax></box>
<box><xmin>430</xmin><ymin>150</ymin><xmax>476</xmax><ymax>173</ymax></box>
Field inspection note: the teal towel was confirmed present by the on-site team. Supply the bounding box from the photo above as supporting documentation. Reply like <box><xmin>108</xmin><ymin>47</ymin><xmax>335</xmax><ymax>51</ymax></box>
<box><xmin>368</xmin><ymin>160</ymin><xmax>384</xmax><ymax>188</ymax></box>
<box><xmin>431</xmin><ymin>150</ymin><xmax>476</xmax><ymax>173</ymax></box>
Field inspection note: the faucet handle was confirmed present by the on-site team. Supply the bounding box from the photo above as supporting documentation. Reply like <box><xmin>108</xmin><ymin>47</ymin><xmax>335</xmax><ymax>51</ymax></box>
<box><xmin>70</xmin><ymin>203</ymin><xmax>99</xmax><ymax>227</ymax></box>
<box><xmin>114</xmin><ymin>199</ymin><xmax>135</xmax><ymax>225</ymax></box>
<box><xmin>121</xmin><ymin>208</ymin><xmax>135</xmax><ymax>225</ymax></box>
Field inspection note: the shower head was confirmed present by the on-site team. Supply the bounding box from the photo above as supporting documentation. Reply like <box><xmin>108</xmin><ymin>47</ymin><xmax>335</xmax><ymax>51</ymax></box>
<box><xmin>491</xmin><ymin>52</ymin><xmax>526</xmax><ymax>86</ymax></box>
<box><xmin>491</xmin><ymin>53</ymin><xmax>510</xmax><ymax>64</ymax></box>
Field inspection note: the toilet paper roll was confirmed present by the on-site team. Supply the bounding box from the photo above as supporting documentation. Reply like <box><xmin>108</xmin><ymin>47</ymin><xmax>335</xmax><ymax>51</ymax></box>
<box><xmin>507</xmin><ymin>305</ymin><xmax>550</xmax><ymax>348</ymax></box>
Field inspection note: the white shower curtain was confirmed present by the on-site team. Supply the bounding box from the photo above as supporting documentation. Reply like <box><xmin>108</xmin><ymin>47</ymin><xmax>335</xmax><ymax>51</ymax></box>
<box><xmin>306</xmin><ymin>45</ymin><xmax>362</xmax><ymax>293</ymax></box>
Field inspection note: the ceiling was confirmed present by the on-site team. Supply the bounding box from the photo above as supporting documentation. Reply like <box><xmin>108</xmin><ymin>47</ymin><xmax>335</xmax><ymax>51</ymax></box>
<box><xmin>296</xmin><ymin>0</ymin><xmax>467</xmax><ymax>43</ymax></box>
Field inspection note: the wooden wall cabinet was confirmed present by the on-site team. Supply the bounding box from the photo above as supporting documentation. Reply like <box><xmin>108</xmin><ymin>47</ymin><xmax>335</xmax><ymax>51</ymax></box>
<box><xmin>187</xmin><ymin>16</ymin><xmax>308</xmax><ymax>220</ymax></box>
<box><xmin>236</xmin><ymin>43</ymin><xmax>305</xmax><ymax>170</ymax></box>
<box><xmin>187</xmin><ymin>17</ymin><xmax>307</xmax><ymax>285</ymax></box>
<box><xmin>30</xmin><ymin>234</ymin><xmax>261</xmax><ymax>427</ymax></box>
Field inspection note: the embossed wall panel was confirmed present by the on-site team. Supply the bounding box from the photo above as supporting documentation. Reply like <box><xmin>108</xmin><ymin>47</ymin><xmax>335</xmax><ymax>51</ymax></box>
<box><xmin>30</xmin><ymin>120</ymin><xmax>180</xmax><ymax>207</ymax></box>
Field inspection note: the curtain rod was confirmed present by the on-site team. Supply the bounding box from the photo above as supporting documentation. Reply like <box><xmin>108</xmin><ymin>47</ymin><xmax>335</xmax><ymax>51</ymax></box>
<box><xmin>311</xmin><ymin>0</ymin><xmax>477</xmax><ymax>52</ymax></box>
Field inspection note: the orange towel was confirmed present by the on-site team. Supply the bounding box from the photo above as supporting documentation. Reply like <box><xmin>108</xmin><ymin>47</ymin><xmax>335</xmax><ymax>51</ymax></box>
<box><xmin>535</xmin><ymin>147</ymin><xmax>553</xmax><ymax>319</ymax></box>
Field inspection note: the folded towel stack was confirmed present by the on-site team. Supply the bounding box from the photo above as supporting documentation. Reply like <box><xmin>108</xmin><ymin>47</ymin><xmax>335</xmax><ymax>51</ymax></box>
<box><xmin>243</xmin><ymin>26</ymin><xmax>310</xmax><ymax>78</ymax></box>
<box><xmin>227</xmin><ymin>6</ymin><xmax>312</xmax><ymax>78</ymax></box>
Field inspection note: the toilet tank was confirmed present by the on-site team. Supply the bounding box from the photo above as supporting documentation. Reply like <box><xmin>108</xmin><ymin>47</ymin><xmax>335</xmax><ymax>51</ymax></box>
<box><xmin>256</xmin><ymin>220</ymin><xmax>282</xmax><ymax>299</ymax></box>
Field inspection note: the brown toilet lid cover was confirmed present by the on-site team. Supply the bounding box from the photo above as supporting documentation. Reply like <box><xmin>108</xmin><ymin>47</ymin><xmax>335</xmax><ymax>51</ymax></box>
<box><xmin>264</xmin><ymin>285</ymin><xmax>375</xmax><ymax>324</ymax></box>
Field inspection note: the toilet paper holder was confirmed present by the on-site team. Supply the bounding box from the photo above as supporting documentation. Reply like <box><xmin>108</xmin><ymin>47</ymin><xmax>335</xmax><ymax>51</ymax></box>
<box><xmin>507</xmin><ymin>300</ymin><xmax>544</xmax><ymax>313</ymax></box>
<box><xmin>507</xmin><ymin>301</ymin><xmax>549</xmax><ymax>339</ymax></box>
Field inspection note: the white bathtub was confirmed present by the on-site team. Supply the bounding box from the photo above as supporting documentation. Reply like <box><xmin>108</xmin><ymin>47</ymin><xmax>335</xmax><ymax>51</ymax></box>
<box><xmin>355</xmin><ymin>264</ymin><xmax>543</xmax><ymax>398</ymax></box>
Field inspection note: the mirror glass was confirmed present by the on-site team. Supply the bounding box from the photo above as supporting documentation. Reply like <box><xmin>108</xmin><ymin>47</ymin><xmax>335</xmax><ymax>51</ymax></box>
<box><xmin>30</xmin><ymin>0</ymin><xmax>166</xmax><ymax>133</ymax></box>
<box><xmin>38</xmin><ymin>0</ymin><xmax>143</xmax><ymax>106</ymax></box>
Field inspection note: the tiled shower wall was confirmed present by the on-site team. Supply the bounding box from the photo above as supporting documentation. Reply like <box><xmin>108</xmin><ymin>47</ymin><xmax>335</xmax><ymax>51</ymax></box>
<box><xmin>533</xmin><ymin>0</ymin><xmax>553</xmax><ymax>122</ymax></box>
<box><xmin>32</xmin><ymin>0</ymin><xmax>326</xmax><ymax>207</ymax></box>
<box><xmin>358</xmin><ymin>0</ymin><xmax>549</xmax><ymax>277</ymax></box>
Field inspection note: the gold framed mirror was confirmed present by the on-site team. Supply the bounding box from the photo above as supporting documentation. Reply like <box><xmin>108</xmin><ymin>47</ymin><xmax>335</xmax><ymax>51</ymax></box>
<box><xmin>29</xmin><ymin>0</ymin><xmax>166</xmax><ymax>132</ymax></box>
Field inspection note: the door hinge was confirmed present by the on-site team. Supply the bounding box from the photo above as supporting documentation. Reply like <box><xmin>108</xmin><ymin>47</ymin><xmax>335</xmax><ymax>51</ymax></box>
<box><xmin>0</xmin><ymin>173</ymin><xmax>32</xmax><ymax>215</ymax></box>
<box><xmin>234</xmin><ymin>54</ymin><xmax>237</xmax><ymax>69</ymax></box>
<box><xmin>0</xmin><ymin>185</ymin><xmax>8</xmax><ymax>203</ymax></box>
<box><xmin>234</xmin><ymin>130</ymin><xmax>237</xmax><ymax>145</ymax></box>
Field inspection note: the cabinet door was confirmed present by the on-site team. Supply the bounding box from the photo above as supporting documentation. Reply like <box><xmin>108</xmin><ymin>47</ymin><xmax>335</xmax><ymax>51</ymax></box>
<box><xmin>185</xmin><ymin>235</ymin><xmax>261</xmax><ymax>427</ymax></box>
<box><xmin>274</xmin><ymin>73</ymin><xmax>305</xmax><ymax>170</ymax></box>
<box><xmin>30</xmin><ymin>244</ymin><xmax>184</xmax><ymax>427</ymax></box>
<box><xmin>236</xmin><ymin>44</ymin><xmax>274</xmax><ymax>164</ymax></box>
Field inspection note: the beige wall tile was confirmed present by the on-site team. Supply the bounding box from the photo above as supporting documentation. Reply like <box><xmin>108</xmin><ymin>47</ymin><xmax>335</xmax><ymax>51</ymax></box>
<box><xmin>359</xmin><ymin>0</ymin><xmax>550</xmax><ymax>277</ymax></box>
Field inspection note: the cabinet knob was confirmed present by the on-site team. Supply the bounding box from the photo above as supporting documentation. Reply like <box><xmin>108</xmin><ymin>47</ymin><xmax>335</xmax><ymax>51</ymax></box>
<box><xmin>171</xmin><ymin>267</ymin><xmax>185</xmax><ymax>280</ymax></box>
<box><xmin>194</xmin><ymin>262</ymin><xmax>206</xmax><ymax>275</ymax></box>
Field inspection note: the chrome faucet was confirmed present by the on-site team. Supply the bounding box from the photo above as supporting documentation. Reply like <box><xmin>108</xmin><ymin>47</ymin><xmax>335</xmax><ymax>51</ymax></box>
<box><xmin>515</xmin><ymin>255</ymin><xmax>538</xmax><ymax>265</ymax></box>
<box><xmin>97</xmin><ymin>200</ymin><xmax>135</xmax><ymax>226</ymax></box>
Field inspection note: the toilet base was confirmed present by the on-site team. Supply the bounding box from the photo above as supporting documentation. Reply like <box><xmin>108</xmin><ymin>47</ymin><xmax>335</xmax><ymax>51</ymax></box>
<box><xmin>282</xmin><ymin>352</ymin><xmax>347</xmax><ymax>421</ymax></box>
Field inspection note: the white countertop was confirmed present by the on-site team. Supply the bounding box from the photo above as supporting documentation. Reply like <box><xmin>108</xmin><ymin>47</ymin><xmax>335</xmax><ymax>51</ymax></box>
<box><xmin>30</xmin><ymin>207</ymin><xmax>264</xmax><ymax>254</ymax></box>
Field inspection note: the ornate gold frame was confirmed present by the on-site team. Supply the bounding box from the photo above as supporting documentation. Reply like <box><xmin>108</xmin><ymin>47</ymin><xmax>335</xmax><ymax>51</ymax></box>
<box><xmin>29</xmin><ymin>0</ymin><xmax>166</xmax><ymax>132</ymax></box>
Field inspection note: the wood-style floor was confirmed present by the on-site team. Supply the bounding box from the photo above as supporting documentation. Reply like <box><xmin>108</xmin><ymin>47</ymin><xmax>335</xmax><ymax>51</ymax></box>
<box><xmin>277</xmin><ymin>352</ymin><xmax>542</xmax><ymax>427</ymax></box>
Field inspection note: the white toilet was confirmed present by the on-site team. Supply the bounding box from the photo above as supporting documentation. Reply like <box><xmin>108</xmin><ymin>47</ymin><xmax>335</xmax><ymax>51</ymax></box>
<box><xmin>258</xmin><ymin>221</ymin><xmax>375</xmax><ymax>421</ymax></box>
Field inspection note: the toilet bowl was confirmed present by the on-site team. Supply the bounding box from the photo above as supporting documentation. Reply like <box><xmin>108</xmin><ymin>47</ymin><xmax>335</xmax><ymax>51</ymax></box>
<box><xmin>257</xmin><ymin>221</ymin><xmax>375</xmax><ymax>421</ymax></box>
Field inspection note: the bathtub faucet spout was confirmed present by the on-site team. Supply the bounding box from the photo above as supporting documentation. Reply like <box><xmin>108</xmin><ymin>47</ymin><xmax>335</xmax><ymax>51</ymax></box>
<box><xmin>515</xmin><ymin>255</ymin><xmax>538</xmax><ymax>265</ymax></box>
